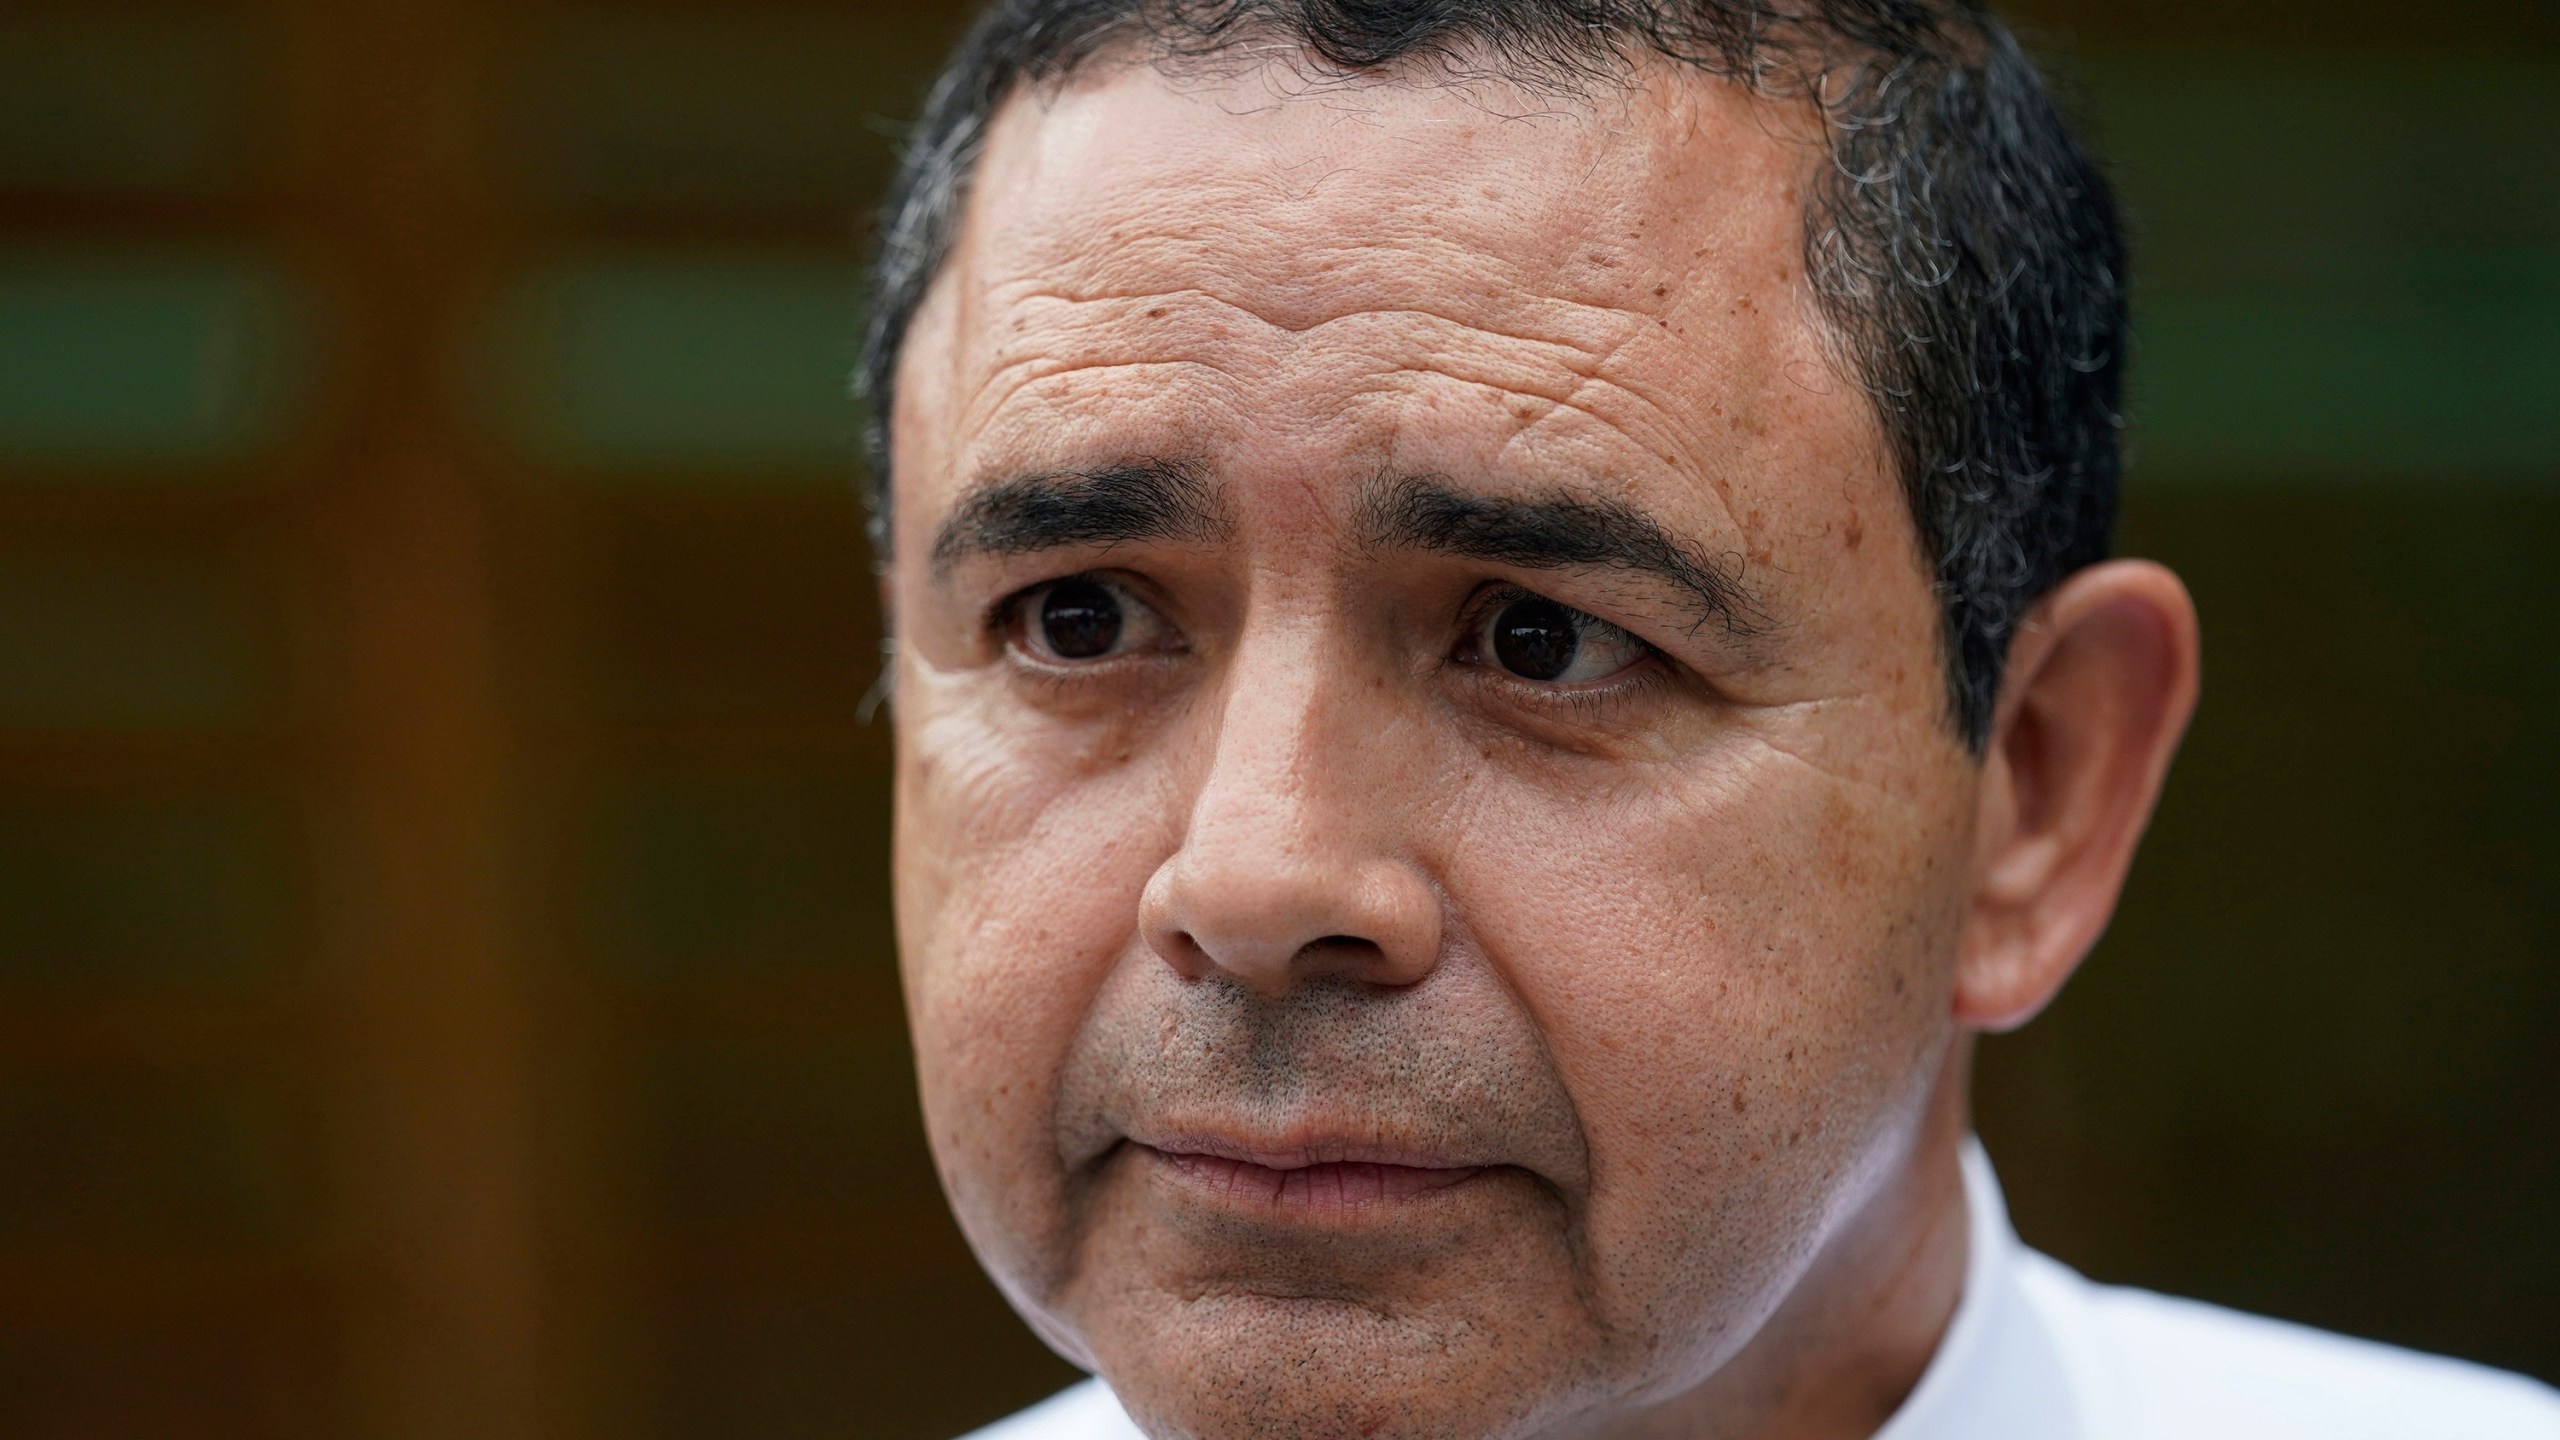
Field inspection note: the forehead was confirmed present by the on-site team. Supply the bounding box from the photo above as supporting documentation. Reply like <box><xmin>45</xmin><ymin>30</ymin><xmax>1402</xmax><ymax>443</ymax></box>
<box><xmin>895</xmin><ymin>56</ymin><xmax>1889</xmax><ymax>558</ymax></box>
<box><xmin>974</xmin><ymin>58</ymin><xmax>1810</xmax><ymax>317</ymax></box>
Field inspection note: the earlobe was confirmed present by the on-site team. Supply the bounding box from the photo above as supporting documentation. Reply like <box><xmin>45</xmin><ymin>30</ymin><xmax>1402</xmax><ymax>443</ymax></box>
<box><xmin>1954</xmin><ymin>560</ymin><xmax>2201</xmax><ymax>1031</ymax></box>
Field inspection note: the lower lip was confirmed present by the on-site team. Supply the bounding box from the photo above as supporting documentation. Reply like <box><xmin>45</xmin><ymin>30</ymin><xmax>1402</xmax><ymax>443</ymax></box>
<box><xmin>1144</xmin><ymin>1147</ymin><xmax>1492</xmax><ymax>1219</ymax></box>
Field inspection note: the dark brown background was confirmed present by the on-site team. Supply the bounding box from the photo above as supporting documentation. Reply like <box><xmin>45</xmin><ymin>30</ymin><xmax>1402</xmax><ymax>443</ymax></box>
<box><xmin>0</xmin><ymin>2</ymin><xmax>2552</xmax><ymax>1436</ymax></box>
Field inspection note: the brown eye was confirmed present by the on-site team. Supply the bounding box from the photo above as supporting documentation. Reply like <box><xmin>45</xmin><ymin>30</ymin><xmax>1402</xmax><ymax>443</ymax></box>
<box><xmin>1008</xmin><ymin>575</ymin><xmax>1177</xmax><ymax>666</ymax></box>
<box><xmin>1492</xmin><ymin>596</ymin><xmax>1582</xmax><ymax>680</ymax></box>
<box><xmin>1470</xmin><ymin>592</ymin><xmax>1651</xmax><ymax>685</ymax></box>
<box><xmin>1038</xmin><ymin>578</ymin><xmax>1124</xmax><ymax>659</ymax></box>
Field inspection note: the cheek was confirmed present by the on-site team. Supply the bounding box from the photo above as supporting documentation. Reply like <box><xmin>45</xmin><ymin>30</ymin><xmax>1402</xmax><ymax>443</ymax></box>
<box><xmin>1444</xmin><ymin>742</ymin><xmax>1962</xmax><ymax>1361</ymax></box>
<box><xmin>894</xmin><ymin>672</ymin><xmax>1179</xmax><ymax>1296</ymax></box>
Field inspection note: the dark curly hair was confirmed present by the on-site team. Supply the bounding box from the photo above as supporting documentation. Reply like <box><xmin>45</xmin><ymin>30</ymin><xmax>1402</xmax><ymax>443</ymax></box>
<box><xmin>857</xmin><ymin>0</ymin><xmax>2126</xmax><ymax>749</ymax></box>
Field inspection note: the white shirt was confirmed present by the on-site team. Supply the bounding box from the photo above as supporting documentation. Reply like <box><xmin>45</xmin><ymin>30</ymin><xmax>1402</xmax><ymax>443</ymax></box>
<box><xmin>963</xmin><ymin>1142</ymin><xmax>2560</xmax><ymax>1440</ymax></box>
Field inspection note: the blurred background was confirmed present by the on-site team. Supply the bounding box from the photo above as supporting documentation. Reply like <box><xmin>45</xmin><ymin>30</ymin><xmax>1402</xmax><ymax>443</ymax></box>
<box><xmin>0</xmin><ymin>0</ymin><xmax>2551</xmax><ymax>1436</ymax></box>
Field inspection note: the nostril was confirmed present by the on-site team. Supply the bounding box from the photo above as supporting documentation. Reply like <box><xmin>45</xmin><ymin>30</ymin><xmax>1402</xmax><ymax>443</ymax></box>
<box><xmin>1297</xmin><ymin>935</ymin><xmax>1416</xmax><ymax>990</ymax></box>
<box><xmin>1295</xmin><ymin>935</ymin><xmax>1384</xmax><ymax>965</ymax></box>
<box><xmin>1163</xmin><ymin>930</ymin><xmax>1215</xmax><ymax>975</ymax></box>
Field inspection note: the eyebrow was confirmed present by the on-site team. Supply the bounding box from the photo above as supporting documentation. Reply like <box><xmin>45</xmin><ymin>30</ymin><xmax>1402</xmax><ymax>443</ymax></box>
<box><xmin>1362</xmin><ymin>474</ymin><xmax>1770</xmax><ymax>638</ymax></box>
<box><xmin>929</xmin><ymin>459</ymin><xmax>1229</xmax><ymax>575</ymax></box>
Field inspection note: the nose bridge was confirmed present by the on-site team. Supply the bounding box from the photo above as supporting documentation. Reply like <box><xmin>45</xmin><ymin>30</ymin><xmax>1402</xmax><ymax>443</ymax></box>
<box><xmin>1190</xmin><ymin>619</ymin><xmax>1349</xmax><ymax>853</ymax></box>
<box><xmin>1143</xmin><ymin>613</ymin><xmax>1440</xmax><ymax>993</ymax></box>
<box><xmin>1182</xmin><ymin>458</ymin><xmax>1384</xmax><ymax>838</ymax></box>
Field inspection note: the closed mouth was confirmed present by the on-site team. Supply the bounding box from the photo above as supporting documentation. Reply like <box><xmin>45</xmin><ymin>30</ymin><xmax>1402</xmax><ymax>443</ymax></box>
<box><xmin>1138</xmin><ymin>1140</ymin><xmax>1496</xmax><ymax>1218</ymax></box>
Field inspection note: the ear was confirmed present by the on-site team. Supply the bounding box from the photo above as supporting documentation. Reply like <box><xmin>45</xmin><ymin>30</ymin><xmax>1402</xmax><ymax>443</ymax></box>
<box><xmin>1955</xmin><ymin>559</ymin><xmax>2201</xmax><ymax>1031</ymax></box>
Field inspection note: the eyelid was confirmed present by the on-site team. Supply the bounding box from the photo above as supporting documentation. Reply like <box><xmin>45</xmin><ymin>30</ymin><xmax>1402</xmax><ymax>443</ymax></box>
<box><xmin>989</xmin><ymin>569</ymin><xmax>1128</xmax><ymax>631</ymax></box>
<box><xmin>1460</xmin><ymin>584</ymin><xmax>1660</xmax><ymax>663</ymax></box>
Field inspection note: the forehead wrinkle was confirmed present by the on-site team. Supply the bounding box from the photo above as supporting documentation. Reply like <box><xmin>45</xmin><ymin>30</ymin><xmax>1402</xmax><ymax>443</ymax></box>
<box><xmin>956</xmin><ymin>355</ymin><xmax>1248</xmax><ymax>459</ymax></box>
<box><xmin>965</xmin><ymin>55</ymin><xmax>1816</xmax><ymax>337</ymax></box>
<box><xmin>1476</xmin><ymin>381</ymin><xmax>1711</xmax><ymax>509</ymax></box>
<box><xmin>954</xmin><ymin>301</ymin><xmax>1757</xmax><ymax>533</ymax></box>
<box><xmin>1357</xmin><ymin>331</ymin><xmax>1738</xmax><ymax>520</ymax></box>
<box><xmin>953</xmin><ymin>280</ymin><xmax>1677</xmax><ymax>467</ymax></box>
<box><xmin>978</xmin><ymin>164</ymin><xmax>1671</xmax><ymax>342</ymax></box>
<box><xmin>979</xmin><ymin>266</ymin><xmax>1651</xmax><ymax>359</ymax></box>
<box><xmin>965</xmin><ymin>285</ymin><xmax>1664</xmax><ymax>420</ymax></box>
<box><xmin>1346</xmin><ymin>364</ymin><xmax>1693</xmax><ymax>505</ymax></box>
<box><xmin>988</xmin><ymin>158</ymin><xmax>1532</xmax><ymax>279</ymax></box>
<box><xmin>1497</xmin><ymin>365</ymin><xmax>1757</xmax><ymax>532</ymax></box>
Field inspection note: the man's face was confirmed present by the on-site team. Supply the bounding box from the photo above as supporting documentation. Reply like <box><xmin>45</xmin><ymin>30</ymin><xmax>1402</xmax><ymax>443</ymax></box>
<box><xmin>890</xmin><ymin>60</ymin><xmax>1979</xmax><ymax>1440</ymax></box>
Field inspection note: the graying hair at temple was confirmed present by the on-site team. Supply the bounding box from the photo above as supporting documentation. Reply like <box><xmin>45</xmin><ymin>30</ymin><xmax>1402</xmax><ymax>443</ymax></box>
<box><xmin>855</xmin><ymin>0</ymin><xmax>2127</xmax><ymax>748</ymax></box>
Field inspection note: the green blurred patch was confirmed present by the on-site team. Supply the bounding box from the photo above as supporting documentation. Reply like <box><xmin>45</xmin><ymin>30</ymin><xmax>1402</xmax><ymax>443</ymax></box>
<box><xmin>2086</xmin><ymin>56</ymin><xmax>2560</xmax><ymax>477</ymax></box>
<box><xmin>493</xmin><ymin>255</ymin><xmax>865</xmax><ymax>476</ymax></box>
<box><xmin>0</xmin><ymin>252</ymin><xmax>300</xmax><ymax>468</ymax></box>
<box><xmin>2134</xmin><ymin>251</ymin><xmax>2560</xmax><ymax>474</ymax></box>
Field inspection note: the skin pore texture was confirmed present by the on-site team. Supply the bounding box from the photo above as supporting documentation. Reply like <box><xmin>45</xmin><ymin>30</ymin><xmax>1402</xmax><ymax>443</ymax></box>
<box><xmin>888</xmin><ymin>52</ymin><xmax>2199</xmax><ymax>1440</ymax></box>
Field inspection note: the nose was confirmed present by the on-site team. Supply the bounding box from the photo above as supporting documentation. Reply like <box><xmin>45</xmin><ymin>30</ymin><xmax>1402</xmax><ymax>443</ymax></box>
<box><xmin>1138</xmin><ymin>652</ymin><xmax>1442</xmax><ymax>997</ymax></box>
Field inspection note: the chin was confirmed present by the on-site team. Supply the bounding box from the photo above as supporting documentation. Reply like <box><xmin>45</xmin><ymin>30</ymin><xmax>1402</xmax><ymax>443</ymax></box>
<box><xmin>1078</xmin><ymin>1289</ymin><xmax>1596</xmax><ymax>1440</ymax></box>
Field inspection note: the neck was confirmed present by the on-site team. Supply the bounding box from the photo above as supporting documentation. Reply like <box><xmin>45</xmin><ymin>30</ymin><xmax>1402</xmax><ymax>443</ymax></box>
<box><xmin>1592</xmin><ymin>1041</ymin><xmax>1978</xmax><ymax>1440</ymax></box>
